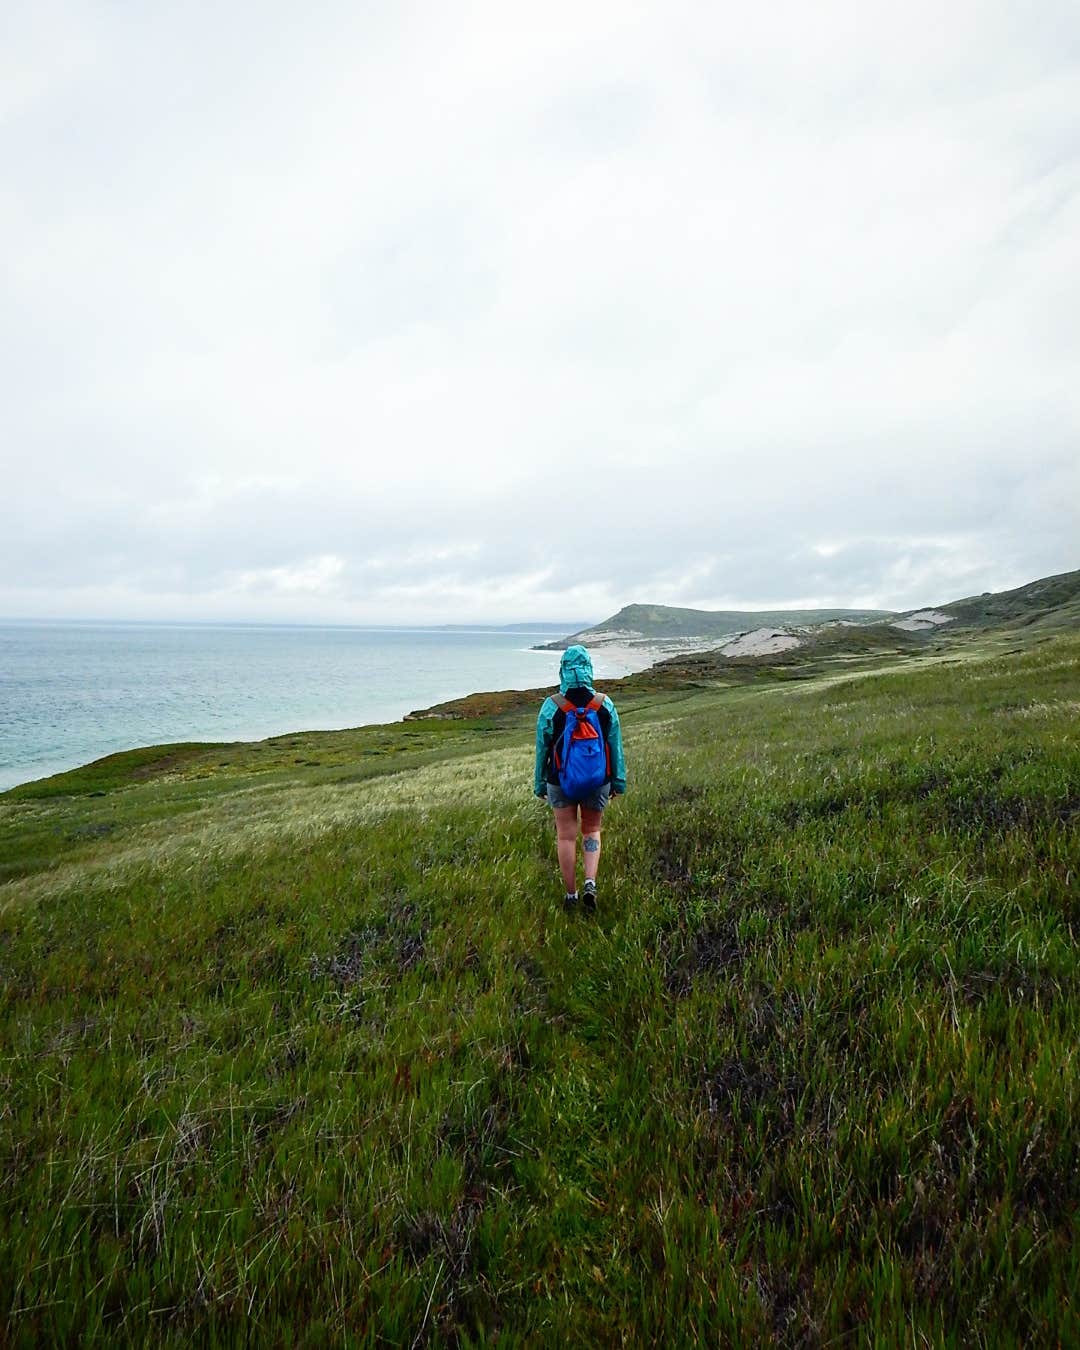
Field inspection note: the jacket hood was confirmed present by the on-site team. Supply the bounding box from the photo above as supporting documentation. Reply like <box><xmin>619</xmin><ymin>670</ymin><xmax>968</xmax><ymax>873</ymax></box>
<box><xmin>559</xmin><ymin>644</ymin><xmax>595</xmax><ymax>694</ymax></box>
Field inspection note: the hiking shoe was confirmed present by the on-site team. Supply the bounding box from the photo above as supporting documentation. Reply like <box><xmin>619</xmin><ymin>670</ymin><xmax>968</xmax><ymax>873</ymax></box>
<box><xmin>582</xmin><ymin>881</ymin><xmax>597</xmax><ymax>913</ymax></box>
<box><xmin>563</xmin><ymin>891</ymin><xmax>579</xmax><ymax>912</ymax></box>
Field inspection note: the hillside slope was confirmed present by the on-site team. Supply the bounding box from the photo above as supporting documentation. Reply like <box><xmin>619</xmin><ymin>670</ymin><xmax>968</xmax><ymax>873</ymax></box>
<box><xmin>1</xmin><ymin>630</ymin><xmax>1077</xmax><ymax>1344</ymax></box>
<box><xmin>541</xmin><ymin>602</ymin><xmax>894</xmax><ymax>646</ymax></box>
<box><xmin>935</xmin><ymin>566</ymin><xmax>1080</xmax><ymax>630</ymax></box>
<box><xmin>544</xmin><ymin>567</ymin><xmax>1080</xmax><ymax>652</ymax></box>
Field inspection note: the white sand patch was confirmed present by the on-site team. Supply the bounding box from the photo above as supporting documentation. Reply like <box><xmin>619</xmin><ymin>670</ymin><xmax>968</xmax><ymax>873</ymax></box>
<box><xmin>578</xmin><ymin>628</ymin><xmax>646</xmax><ymax>643</ymax></box>
<box><xmin>892</xmin><ymin>610</ymin><xmax>954</xmax><ymax>632</ymax></box>
<box><xmin>718</xmin><ymin>628</ymin><xmax>802</xmax><ymax>657</ymax></box>
<box><xmin>587</xmin><ymin>643</ymin><xmax>665</xmax><ymax>678</ymax></box>
<box><xmin>588</xmin><ymin>638</ymin><xmax>724</xmax><ymax>676</ymax></box>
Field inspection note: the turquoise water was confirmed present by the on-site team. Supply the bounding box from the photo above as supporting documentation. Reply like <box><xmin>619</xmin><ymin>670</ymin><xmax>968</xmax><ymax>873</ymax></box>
<box><xmin>0</xmin><ymin>623</ymin><xmax>635</xmax><ymax>792</ymax></box>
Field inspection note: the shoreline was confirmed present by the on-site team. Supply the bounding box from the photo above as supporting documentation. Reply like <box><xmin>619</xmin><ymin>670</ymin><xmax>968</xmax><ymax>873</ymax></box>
<box><xmin>402</xmin><ymin>637</ymin><xmax>719</xmax><ymax>721</ymax></box>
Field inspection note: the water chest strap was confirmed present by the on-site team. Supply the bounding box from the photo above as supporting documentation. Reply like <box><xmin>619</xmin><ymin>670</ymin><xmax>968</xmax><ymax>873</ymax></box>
<box><xmin>555</xmin><ymin>693</ymin><xmax>604</xmax><ymax>714</ymax></box>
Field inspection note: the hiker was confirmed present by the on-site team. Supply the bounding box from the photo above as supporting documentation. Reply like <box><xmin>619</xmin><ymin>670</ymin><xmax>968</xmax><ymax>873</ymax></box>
<box><xmin>535</xmin><ymin>644</ymin><xmax>626</xmax><ymax>912</ymax></box>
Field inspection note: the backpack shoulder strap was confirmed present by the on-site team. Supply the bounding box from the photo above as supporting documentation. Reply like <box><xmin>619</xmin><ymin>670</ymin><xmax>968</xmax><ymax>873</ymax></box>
<box><xmin>553</xmin><ymin>694</ymin><xmax>575</xmax><ymax>713</ymax></box>
<box><xmin>585</xmin><ymin>692</ymin><xmax>604</xmax><ymax>713</ymax></box>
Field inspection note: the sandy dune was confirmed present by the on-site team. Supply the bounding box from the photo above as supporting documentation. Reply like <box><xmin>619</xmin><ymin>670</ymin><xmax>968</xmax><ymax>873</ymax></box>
<box><xmin>892</xmin><ymin>610</ymin><xmax>954</xmax><ymax>632</ymax></box>
<box><xmin>717</xmin><ymin>627</ymin><xmax>802</xmax><ymax>656</ymax></box>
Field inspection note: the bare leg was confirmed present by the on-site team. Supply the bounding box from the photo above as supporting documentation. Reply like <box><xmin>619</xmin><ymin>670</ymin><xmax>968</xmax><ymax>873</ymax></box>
<box><xmin>582</xmin><ymin>830</ymin><xmax>602</xmax><ymax>881</ymax></box>
<box><xmin>581</xmin><ymin>806</ymin><xmax>603</xmax><ymax>883</ymax></box>
<box><xmin>554</xmin><ymin>806</ymin><xmax>579</xmax><ymax>892</ymax></box>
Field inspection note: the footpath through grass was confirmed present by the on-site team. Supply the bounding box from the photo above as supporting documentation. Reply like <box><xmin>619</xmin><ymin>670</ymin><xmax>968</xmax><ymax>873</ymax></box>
<box><xmin>0</xmin><ymin>635</ymin><xmax>1077</xmax><ymax>1345</ymax></box>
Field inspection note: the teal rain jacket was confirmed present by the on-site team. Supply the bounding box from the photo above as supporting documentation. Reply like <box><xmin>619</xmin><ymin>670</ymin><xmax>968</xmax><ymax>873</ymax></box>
<box><xmin>534</xmin><ymin>644</ymin><xmax>627</xmax><ymax>797</ymax></box>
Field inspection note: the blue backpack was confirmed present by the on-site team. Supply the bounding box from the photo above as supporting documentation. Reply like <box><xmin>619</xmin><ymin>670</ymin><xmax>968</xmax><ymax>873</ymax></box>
<box><xmin>553</xmin><ymin>693</ymin><xmax>610</xmax><ymax>800</ymax></box>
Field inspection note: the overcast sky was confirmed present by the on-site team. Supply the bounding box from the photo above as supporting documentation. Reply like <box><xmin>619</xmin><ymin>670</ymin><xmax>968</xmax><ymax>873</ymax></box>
<box><xmin>2</xmin><ymin>1</ymin><xmax>1077</xmax><ymax>625</ymax></box>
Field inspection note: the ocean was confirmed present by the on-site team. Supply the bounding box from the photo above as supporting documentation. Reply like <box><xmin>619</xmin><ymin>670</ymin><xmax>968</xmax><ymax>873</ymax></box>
<box><xmin>0</xmin><ymin>622</ymin><xmax>640</xmax><ymax>793</ymax></box>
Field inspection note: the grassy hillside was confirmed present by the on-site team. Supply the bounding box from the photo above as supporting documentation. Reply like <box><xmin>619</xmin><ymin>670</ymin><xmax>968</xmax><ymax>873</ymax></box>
<box><xmin>938</xmin><ymin>567</ymin><xmax>1080</xmax><ymax>631</ymax></box>
<box><xmin>543</xmin><ymin>566</ymin><xmax>1080</xmax><ymax>649</ymax></box>
<box><xmin>1</xmin><ymin>633</ymin><xmax>1078</xmax><ymax>1344</ymax></box>
<box><xmin>542</xmin><ymin>603</ymin><xmax>894</xmax><ymax>645</ymax></box>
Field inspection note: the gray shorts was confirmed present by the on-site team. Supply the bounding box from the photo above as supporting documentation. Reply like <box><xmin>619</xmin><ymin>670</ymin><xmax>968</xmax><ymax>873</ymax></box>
<box><xmin>546</xmin><ymin>780</ymin><xmax>611</xmax><ymax>811</ymax></box>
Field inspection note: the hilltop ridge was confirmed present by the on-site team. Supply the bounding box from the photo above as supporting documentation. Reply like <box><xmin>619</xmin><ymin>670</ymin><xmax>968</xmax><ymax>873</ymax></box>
<box><xmin>538</xmin><ymin>567</ymin><xmax>1080</xmax><ymax>654</ymax></box>
<box><xmin>409</xmin><ymin>566</ymin><xmax>1079</xmax><ymax>720</ymax></box>
<box><xmin>934</xmin><ymin>567</ymin><xmax>1080</xmax><ymax>630</ymax></box>
<box><xmin>537</xmin><ymin>602</ymin><xmax>893</xmax><ymax>648</ymax></box>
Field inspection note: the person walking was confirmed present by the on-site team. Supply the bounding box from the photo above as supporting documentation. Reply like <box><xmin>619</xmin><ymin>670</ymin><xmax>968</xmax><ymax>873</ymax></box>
<box><xmin>535</xmin><ymin>644</ymin><xmax>626</xmax><ymax>912</ymax></box>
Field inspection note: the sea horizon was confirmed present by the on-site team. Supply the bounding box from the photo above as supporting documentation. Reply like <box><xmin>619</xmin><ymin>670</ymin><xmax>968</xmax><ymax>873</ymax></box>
<box><xmin>0</xmin><ymin>616</ymin><xmax>593</xmax><ymax>633</ymax></box>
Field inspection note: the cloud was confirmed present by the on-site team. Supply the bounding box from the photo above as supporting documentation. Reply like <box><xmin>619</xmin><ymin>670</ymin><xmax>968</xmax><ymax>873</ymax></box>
<box><xmin>235</xmin><ymin>554</ymin><xmax>346</xmax><ymax>598</ymax></box>
<box><xmin>1</xmin><ymin>0</ymin><xmax>1078</xmax><ymax>623</ymax></box>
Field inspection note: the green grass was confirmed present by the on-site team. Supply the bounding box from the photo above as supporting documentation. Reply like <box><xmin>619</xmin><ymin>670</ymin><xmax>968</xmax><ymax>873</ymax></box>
<box><xmin>1</xmin><ymin>633</ymin><xmax>1077</xmax><ymax>1345</ymax></box>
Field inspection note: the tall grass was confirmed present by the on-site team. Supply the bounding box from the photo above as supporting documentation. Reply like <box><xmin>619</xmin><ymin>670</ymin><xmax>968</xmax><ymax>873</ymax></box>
<box><xmin>1</xmin><ymin>634</ymin><xmax>1077</xmax><ymax>1344</ymax></box>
